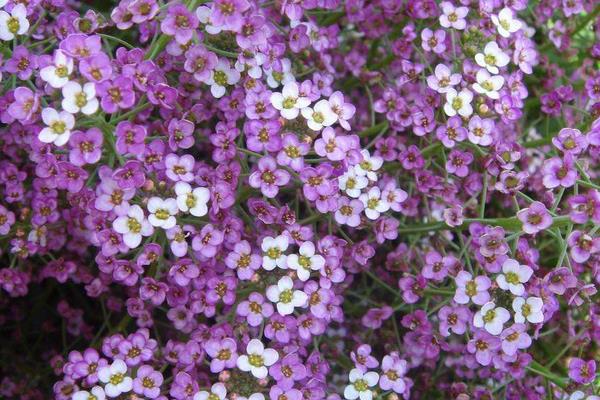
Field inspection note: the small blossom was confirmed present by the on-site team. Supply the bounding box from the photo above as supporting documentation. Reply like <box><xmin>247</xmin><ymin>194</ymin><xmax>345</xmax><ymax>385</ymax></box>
<box><xmin>236</xmin><ymin>339</ymin><xmax>279</xmax><ymax>379</ymax></box>
<box><xmin>512</xmin><ymin>296</ymin><xmax>544</xmax><ymax>324</ymax></box>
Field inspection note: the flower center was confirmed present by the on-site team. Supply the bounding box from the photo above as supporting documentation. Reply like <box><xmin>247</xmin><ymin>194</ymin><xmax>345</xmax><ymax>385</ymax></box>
<box><xmin>279</xmin><ymin>289</ymin><xmax>293</xmax><ymax>304</ymax></box>
<box><xmin>505</xmin><ymin>271</ymin><xmax>520</xmax><ymax>284</ymax></box>
<box><xmin>127</xmin><ymin>217</ymin><xmax>141</xmax><ymax>233</ymax></box>
<box><xmin>482</xmin><ymin>309</ymin><xmax>496</xmax><ymax>323</ymax></box>
<box><xmin>51</xmin><ymin>121</ymin><xmax>66</xmax><ymax>134</ymax></box>
<box><xmin>248</xmin><ymin>353</ymin><xmax>264</xmax><ymax>367</ymax></box>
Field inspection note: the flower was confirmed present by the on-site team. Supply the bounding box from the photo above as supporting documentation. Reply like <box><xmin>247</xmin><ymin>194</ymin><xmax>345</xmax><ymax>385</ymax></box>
<box><xmin>517</xmin><ymin>201</ymin><xmax>553</xmax><ymax>234</ymax></box>
<box><xmin>495</xmin><ymin>258</ymin><xmax>533</xmax><ymax>296</ymax></box>
<box><xmin>249</xmin><ymin>156</ymin><xmax>290</xmax><ymax>198</ymax></box>
<box><xmin>261</xmin><ymin>235</ymin><xmax>289</xmax><ymax>270</ymax></box>
<box><xmin>205</xmin><ymin>337</ymin><xmax>238</xmax><ymax>373</ymax></box>
<box><xmin>286</xmin><ymin>241</ymin><xmax>325</xmax><ymax>281</ymax></box>
<box><xmin>339</xmin><ymin>169</ymin><xmax>369</xmax><ymax>198</ymax></box>
<box><xmin>73</xmin><ymin>387</ymin><xmax>106</xmax><ymax>400</ymax></box>
<box><xmin>174</xmin><ymin>182</ymin><xmax>210</xmax><ymax>217</ymax></box>
<box><xmin>97</xmin><ymin>359</ymin><xmax>132</xmax><ymax>398</ymax></box>
<box><xmin>427</xmin><ymin>64</ymin><xmax>462</xmax><ymax>94</ymax></box>
<box><xmin>301</xmin><ymin>99</ymin><xmax>337</xmax><ymax>131</ymax></box>
<box><xmin>568</xmin><ymin>358</ymin><xmax>596</xmax><ymax>385</ymax></box>
<box><xmin>355</xmin><ymin>150</ymin><xmax>383</xmax><ymax>181</ymax></box>
<box><xmin>207</xmin><ymin>59</ymin><xmax>241</xmax><ymax>98</ymax></box>
<box><xmin>439</xmin><ymin>2</ymin><xmax>468</xmax><ymax>30</ymax></box>
<box><xmin>512</xmin><ymin>296</ymin><xmax>544</xmax><ymax>324</ymax></box>
<box><xmin>467</xmin><ymin>330</ymin><xmax>501</xmax><ymax>366</ymax></box>
<box><xmin>444</xmin><ymin>88</ymin><xmax>473</xmax><ymax>117</ymax></box>
<box><xmin>132</xmin><ymin>365</ymin><xmax>163</xmax><ymax>399</ymax></box>
<box><xmin>112</xmin><ymin>205</ymin><xmax>154</xmax><ymax>248</ymax></box>
<box><xmin>40</xmin><ymin>50</ymin><xmax>73</xmax><ymax>88</ymax></box>
<box><xmin>266</xmin><ymin>276</ymin><xmax>308</xmax><ymax>315</ymax></box>
<box><xmin>0</xmin><ymin>4</ymin><xmax>29</xmax><ymax>41</ymax></box>
<box><xmin>475</xmin><ymin>42</ymin><xmax>510</xmax><ymax>74</ymax></box>
<box><xmin>473</xmin><ymin>302</ymin><xmax>510</xmax><ymax>335</ymax></box>
<box><xmin>193</xmin><ymin>382</ymin><xmax>227</xmax><ymax>400</ymax></box>
<box><xmin>500</xmin><ymin>324</ymin><xmax>531</xmax><ymax>356</ymax></box>
<box><xmin>453</xmin><ymin>271</ymin><xmax>491</xmax><ymax>305</ymax></box>
<box><xmin>147</xmin><ymin>197</ymin><xmax>178</xmax><ymax>229</ymax></box>
<box><xmin>359</xmin><ymin>187</ymin><xmax>390</xmax><ymax>220</ymax></box>
<box><xmin>473</xmin><ymin>69</ymin><xmax>504</xmax><ymax>99</ymax></box>
<box><xmin>62</xmin><ymin>81</ymin><xmax>98</xmax><ymax>115</ymax></box>
<box><xmin>38</xmin><ymin>108</ymin><xmax>75</xmax><ymax>146</ymax></box>
<box><xmin>491</xmin><ymin>8</ymin><xmax>522</xmax><ymax>38</ymax></box>
<box><xmin>236</xmin><ymin>339</ymin><xmax>279</xmax><ymax>379</ymax></box>
<box><xmin>270</xmin><ymin>81</ymin><xmax>311</xmax><ymax>120</ymax></box>
<box><xmin>343</xmin><ymin>368</ymin><xmax>379</xmax><ymax>400</ymax></box>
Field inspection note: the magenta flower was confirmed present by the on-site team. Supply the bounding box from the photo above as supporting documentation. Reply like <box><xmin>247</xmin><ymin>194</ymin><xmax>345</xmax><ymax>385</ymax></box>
<box><xmin>249</xmin><ymin>156</ymin><xmax>290</xmax><ymax>198</ymax></box>
<box><xmin>69</xmin><ymin>128</ymin><xmax>103</xmax><ymax>166</ymax></box>
<box><xmin>160</xmin><ymin>4</ymin><xmax>198</xmax><ymax>44</ymax></box>
<box><xmin>568</xmin><ymin>358</ymin><xmax>596</xmax><ymax>385</ymax></box>
<box><xmin>517</xmin><ymin>201</ymin><xmax>553</xmax><ymax>235</ymax></box>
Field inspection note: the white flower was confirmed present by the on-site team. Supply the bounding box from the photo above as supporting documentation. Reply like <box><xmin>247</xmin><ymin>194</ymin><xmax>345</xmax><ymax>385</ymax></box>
<box><xmin>38</xmin><ymin>108</ymin><xmax>75</xmax><ymax>146</ymax></box>
<box><xmin>491</xmin><ymin>7</ymin><xmax>522</xmax><ymax>38</ymax></box>
<box><xmin>495</xmin><ymin>258</ymin><xmax>533</xmax><ymax>296</ymax></box>
<box><xmin>73</xmin><ymin>386</ymin><xmax>106</xmax><ymax>400</ymax></box>
<box><xmin>354</xmin><ymin>150</ymin><xmax>383</xmax><ymax>181</ymax></box>
<box><xmin>569</xmin><ymin>391</ymin><xmax>600</xmax><ymax>400</ymax></box>
<box><xmin>112</xmin><ymin>205</ymin><xmax>154</xmax><ymax>249</ymax></box>
<box><xmin>344</xmin><ymin>368</ymin><xmax>379</xmax><ymax>400</ymax></box>
<box><xmin>512</xmin><ymin>296</ymin><xmax>544</xmax><ymax>324</ymax></box>
<box><xmin>265</xmin><ymin>58</ymin><xmax>294</xmax><ymax>88</ymax></box>
<box><xmin>339</xmin><ymin>169</ymin><xmax>369</xmax><ymax>198</ymax></box>
<box><xmin>62</xmin><ymin>81</ymin><xmax>98</xmax><ymax>115</ymax></box>
<box><xmin>147</xmin><ymin>197</ymin><xmax>178</xmax><ymax>229</ymax></box>
<box><xmin>207</xmin><ymin>59</ymin><xmax>240</xmax><ymax>98</ymax></box>
<box><xmin>270</xmin><ymin>81</ymin><xmax>311</xmax><ymax>120</ymax></box>
<box><xmin>473</xmin><ymin>69</ymin><xmax>504</xmax><ymax>100</ymax></box>
<box><xmin>40</xmin><ymin>50</ymin><xmax>74</xmax><ymax>88</ymax></box>
<box><xmin>473</xmin><ymin>302</ymin><xmax>510</xmax><ymax>335</ymax></box>
<box><xmin>266</xmin><ymin>276</ymin><xmax>308</xmax><ymax>316</ymax></box>
<box><xmin>444</xmin><ymin>88</ymin><xmax>473</xmax><ymax>117</ymax></box>
<box><xmin>174</xmin><ymin>182</ymin><xmax>210</xmax><ymax>217</ymax></box>
<box><xmin>475</xmin><ymin>42</ymin><xmax>509</xmax><ymax>74</ymax></box>
<box><xmin>97</xmin><ymin>359</ymin><xmax>132</xmax><ymax>398</ymax></box>
<box><xmin>359</xmin><ymin>187</ymin><xmax>390</xmax><ymax>220</ymax></box>
<box><xmin>0</xmin><ymin>4</ymin><xmax>29</xmax><ymax>41</ymax></box>
<box><xmin>261</xmin><ymin>235</ymin><xmax>289</xmax><ymax>270</ymax></box>
<box><xmin>236</xmin><ymin>394</ymin><xmax>266</xmax><ymax>400</ymax></box>
<box><xmin>426</xmin><ymin>64</ymin><xmax>462</xmax><ymax>94</ymax></box>
<box><xmin>236</xmin><ymin>339</ymin><xmax>279</xmax><ymax>379</ymax></box>
<box><xmin>439</xmin><ymin>1</ymin><xmax>468</xmax><ymax>30</ymax></box>
<box><xmin>196</xmin><ymin>5</ymin><xmax>223</xmax><ymax>35</ymax></box>
<box><xmin>287</xmin><ymin>241</ymin><xmax>325</xmax><ymax>281</ymax></box>
<box><xmin>301</xmin><ymin>99</ymin><xmax>337</xmax><ymax>131</ymax></box>
<box><xmin>193</xmin><ymin>383</ymin><xmax>227</xmax><ymax>400</ymax></box>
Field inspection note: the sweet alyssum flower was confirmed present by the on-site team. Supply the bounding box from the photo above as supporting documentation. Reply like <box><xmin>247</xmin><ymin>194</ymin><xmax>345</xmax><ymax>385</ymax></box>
<box><xmin>0</xmin><ymin>4</ymin><xmax>29</xmax><ymax>41</ymax></box>
<box><xmin>496</xmin><ymin>258</ymin><xmax>533</xmax><ymax>296</ymax></box>
<box><xmin>473</xmin><ymin>301</ymin><xmax>510</xmax><ymax>335</ymax></box>
<box><xmin>147</xmin><ymin>197</ymin><xmax>178</xmax><ymax>229</ymax></box>
<box><xmin>473</xmin><ymin>69</ymin><xmax>504</xmax><ymax>99</ymax></box>
<box><xmin>174</xmin><ymin>182</ymin><xmax>210</xmax><ymax>217</ymax></box>
<box><xmin>286</xmin><ymin>241</ymin><xmax>325</xmax><ymax>281</ymax></box>
<box><xmin>38</xmin><ymin>108</ymin><xmax>75</xmax><ymax>146</ymax></box>
<box><xmin>343</xmin><ymin>368</ymin><xmax>379</xmax><ymax>400</ymax></box>
<box><xmin>97</xmin><ymin>359</ymin><xmax>132</xmax><ymax>398</ymax></box>
<box><xmin>491</xmin><ymin>7</ymin><xmax>522</xmax><ymax>38</ymax></box>
<box><xmin>266</xmin><ymin>276</ymin><xmax>308</xmax><ymax>315</ymax></box>
<box><xmin>61</xmin><ymin>81</ymin><xmax>99</xmax><ymax>115</ymax></box>
<box><xmin>517</xmin><ymin>201</ymin><xmax>553</xmax><ymax>234</ymax></box>
<box><xmin>360</xmin><ymin>187</ymin><xmax>390</xmax><ymax>220</ymax></box>
<box><xmin>512</xmin><ymin>296</ymin><xmax>544</xmax><ymax>324</ymax></box>
<box><xmin>194</xmin><ymin>382</ymin><xmax>227</xmax><ymax>400</ymax></box>
<box><xmin>270</xmin><ymin>81</ymin><xmax>311</xmax><ymax>120</ymax></box>
<box><xmin>261</xmin><ymin>235</ymin><xmax>289</xmax><ymax>270</ymax></box>
<box><xmin>40</xmin><ymin>50</ymin><xmax>74</xmax><ymax>88</ymax></box>
<box><xmin>236</xmin><ymin>339</ymin><xmax>279</xmax><ymax>379</ymax></box>
<box><xmin>454</xmin><ymin>271</ymin><xmax>491</xmax><ymax>305</ymax></box>
<box><xmin>444</xmin><ymin>88</ymin><xmax>473</xmax><ymax>117</ymax></box>
<box><xmin>439</xmin><ymin>1</ymin><xmax>468</xmax><ymax>30</ymax></box>
<box><xmin>475</xmin><ymin>42</ymin><xmax>510</xmax><ymax>74</ymax></box>
<box><xmin>112</xmin><ymin>205</ymin><xmax>154</xmax><ymax>249</ymax></box>
<box><xmin>301</xmin><ymin>99</ymin><xmax>337</xmax><ymax>131</ymax></box>
<box><xmin>339</xmin><ymin>169</ymin><xmax>369</xmax><ymax>198</ymax></box>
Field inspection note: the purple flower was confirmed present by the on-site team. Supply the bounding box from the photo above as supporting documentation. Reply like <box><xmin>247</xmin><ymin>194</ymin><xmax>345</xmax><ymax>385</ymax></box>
<box><xmin>68</xmin><ymin>128</ymin><xmax>103</xmax><ymax>166</ymax></box>
<box><xmin>204</xmin><ymin>338</ymin><xmax>238</xmax><ymax>373</ymax></box>
<box><xmin>249</xmin><ymin>156</ymin><xmax>290</xmax><ymax>198</ymax></box>
<box><xmin>97</xmin><ymin>77</ymin><xmax>136</xmax><ymax>113</ymax></box>
<box><xmin>500</xmin><ymin>324</ymin><xmax>531</xmax><ymax>356</ymax></box>
<box><xmin>191</xmin><ymin>224</ymin><xmax>224</xmax><ymax>258</ymax></box>
<box><xmin>8</xmin><ymin>87</ymin><xmax>39</xmax><ymax>122</ymax></box>
<box><xmin>467</xmin><ymin>330</ymin><xmax>501</xmax><ymax>366</ymax></box>
<box><xmin>237</xmin><ymin>292</ymin><xmax>274</xmax><ymax>326</ymax></box>
<box><xmin>132</xmin><ymin>365</ymin><xmax>162</xmax><ymax>399</ymax></box>
<box><xmin>438</xmin><ymin>305</ymin><xmax>469</xmax><ymax>336</ymax></box>
<box><xmin>161</xmin><ymin>4</ymin><xmax>199</xmax><ymax>44</ymax></box>
<box><xmin>568</xmin><ymin>358</ymin><xmax>596</xmax><ymax>385</ymax></box>
<box><xmin>517</xmin><ymin>201</ymin><xmax>553</xmax><ymax>235</ymax></box>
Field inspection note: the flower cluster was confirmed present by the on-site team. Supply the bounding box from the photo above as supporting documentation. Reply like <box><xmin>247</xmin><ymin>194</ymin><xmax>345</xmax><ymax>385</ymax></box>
<box><xmin>0</xmin><ymin>0</ymin><xmax>599</xmax><ymax>399</ymax></box>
